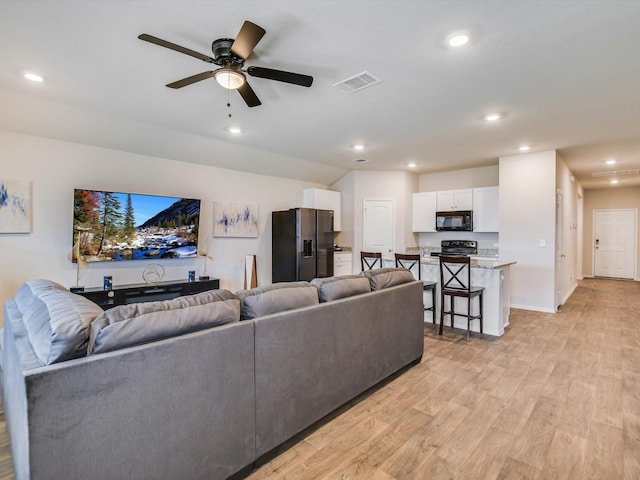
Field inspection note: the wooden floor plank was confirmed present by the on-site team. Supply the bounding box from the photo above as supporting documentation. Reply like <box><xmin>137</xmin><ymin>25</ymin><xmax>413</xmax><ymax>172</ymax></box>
<box><xmin>539</xmin><ymin>429</ymin><xmax>587</xmax><ymax>480</ymax></box>
<box><xmin>583</xmin><ymin>420</ymin><xmax>624</xmax><ymax>480</ymax></box>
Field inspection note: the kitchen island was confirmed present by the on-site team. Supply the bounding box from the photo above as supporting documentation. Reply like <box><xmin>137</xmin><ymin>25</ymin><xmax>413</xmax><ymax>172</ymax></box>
<box><xmin>383</xmin><ymin>256</ymin><xmax>516</xmax><ymax>337</ymax></box>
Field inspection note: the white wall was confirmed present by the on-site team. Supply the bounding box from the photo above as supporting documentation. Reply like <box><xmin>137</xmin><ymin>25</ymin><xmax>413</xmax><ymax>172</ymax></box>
<box><xmin>499</xmin><ymin>150</ymin><xmax>557</xmax><ymax>312</ymax></box>
<box><xmin>403</xmin><ymin>172</ymin><xmax>419</xmax><ymax>248</ymax></box>
<box><xmin>0</xmin><ymin>131</ymin><xmax>325</xmax><ymax>325</ymax></box>
<box><xmin>419</xmin><ymin>165</ymin><xmax>499</xmax><ymax>191</ymax></box>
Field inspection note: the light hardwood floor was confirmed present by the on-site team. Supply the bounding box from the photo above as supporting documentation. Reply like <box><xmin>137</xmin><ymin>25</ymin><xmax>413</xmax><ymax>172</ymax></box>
<box><xmin>1</xmin><ymin>278</ymin><xmax>639</xmax><ymax>479</ymax></box>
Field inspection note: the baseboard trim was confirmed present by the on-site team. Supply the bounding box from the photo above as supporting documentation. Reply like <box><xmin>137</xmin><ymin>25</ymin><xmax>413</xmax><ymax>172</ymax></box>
<box><xmin>560</xmin><ymin>283</ymin><xmax>578</xmax><ymax>305</ymax></box>
<box><xmin>510</xmin><ymin>304</ymin><xmax>556</xmax><ymax>314</ymax></box>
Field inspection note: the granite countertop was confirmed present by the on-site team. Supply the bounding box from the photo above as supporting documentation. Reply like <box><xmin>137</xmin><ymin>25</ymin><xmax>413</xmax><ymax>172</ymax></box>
<box><xmin>421</xmin><ymin>256</ymin><xmax>516</xmax><ymax>269</ymax></box>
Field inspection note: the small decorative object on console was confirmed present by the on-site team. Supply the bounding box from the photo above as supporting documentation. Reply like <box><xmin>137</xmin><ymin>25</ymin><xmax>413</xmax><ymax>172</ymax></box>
<box><xmin>142</xmin><ymin>263</ymin><xmax>164</xmax><ymax>284</ymax></box>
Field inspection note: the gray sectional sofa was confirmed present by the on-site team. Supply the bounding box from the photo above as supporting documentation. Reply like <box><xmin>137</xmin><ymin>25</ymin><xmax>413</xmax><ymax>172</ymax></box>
<box><xmin>2</xmin><ymin>268</ymin><xmax>424</xmax><ymax>480</ymax></box>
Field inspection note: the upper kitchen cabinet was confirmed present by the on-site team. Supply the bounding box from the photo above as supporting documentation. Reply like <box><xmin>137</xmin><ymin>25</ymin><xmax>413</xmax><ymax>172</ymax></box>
<box><xmin>298</xmin><ymin>188</ymin><xmax>342</xmax><ymax>231</ymax></box>
<box><xmin>472</xmin><ymin>186</ymin><xmax>499</xmax><ymax>232</ymax></box>
<box><xmin>412</xmin><ymin>192</ymin><xmax>437</xmax><ymax>232</ymax></box>
<box><xmin>436</xmin><ymin>189</ymin><xmax>473</xmax><ymax>211</ymax></box>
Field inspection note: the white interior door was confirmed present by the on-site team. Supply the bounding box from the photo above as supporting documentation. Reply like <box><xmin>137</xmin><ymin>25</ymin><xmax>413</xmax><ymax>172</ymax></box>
<box><xmin>594</xmin><ymin>209</ymin><xmax>637</xmax><ymax>279</ymax></box>
<box><xmin>363</xmin><ymin>199</ymin><xmax>394</xmax><ymax>257</ymax></box>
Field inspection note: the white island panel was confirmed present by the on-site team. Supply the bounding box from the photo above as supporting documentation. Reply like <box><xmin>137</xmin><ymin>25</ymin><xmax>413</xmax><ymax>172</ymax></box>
<box><xmin>384</xmin><ymin>257</ymin><xmax>514</xmax><ymax>337</ymax></box>
<box><xmin>424</xmin><ymin>263</ymin><xmax>511</xmax><ymax>336</ymax></box>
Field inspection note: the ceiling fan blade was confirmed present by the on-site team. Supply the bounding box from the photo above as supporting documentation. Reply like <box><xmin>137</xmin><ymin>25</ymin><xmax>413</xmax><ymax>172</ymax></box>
<box><xmin>166</xmin><ymin>71</ymin><xmax>214</xmax><ymax>89</ymax></box>
<box><xmin>237</xmin><ymin>82</ymin><xmax>262</xmax><ymax>107</ymax></box>
<box><xmin>138</xmin><ymin>34</ymin><xmax>215</xmax><ymax>63</ymax></box>
<box><xmin>230</xmin><ymin>21</ymin><xmax>266</xmax><ymax>60</ymax></box>
<box><xmin>247</xmin><ymin>66</ymin><xmax>313</xmax><ymax>87</ymax></box>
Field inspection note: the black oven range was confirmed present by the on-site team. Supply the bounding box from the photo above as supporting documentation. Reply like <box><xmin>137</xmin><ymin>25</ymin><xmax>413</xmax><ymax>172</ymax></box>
<box><xmin>430</xmin><ymin>240</ymin><xmax>478</xmax><ymax>257</ymax></box>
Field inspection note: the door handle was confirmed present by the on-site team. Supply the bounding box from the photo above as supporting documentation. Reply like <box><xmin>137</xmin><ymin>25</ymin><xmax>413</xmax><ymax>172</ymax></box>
<box><xmin>560</xmin><ymin>253</ymin><xmax>566</xmax><ymax>258</ymax></box>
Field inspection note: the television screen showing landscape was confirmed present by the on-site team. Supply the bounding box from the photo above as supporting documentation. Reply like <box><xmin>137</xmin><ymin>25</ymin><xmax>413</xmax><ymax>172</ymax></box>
<box><xmin>73</xmin><ymin>189</ymin><xmax>200</xmax><ymax>262</ymax></box>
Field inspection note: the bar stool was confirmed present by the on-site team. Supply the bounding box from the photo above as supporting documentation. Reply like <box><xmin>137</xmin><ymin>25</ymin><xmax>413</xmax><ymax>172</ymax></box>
<box><xmin>395</xmin><ymin>253</ymin><xmax>436</xmax><ymax>323</ymax></box>
<box><xmin>360</xmin><ymin>251</ymin><xmax>382</xmax><ymax>271</ymax></box>
<box><xmin>439</xmin><ymin>255</ymin><xmax>484</xmax><ymax>341</ymax></box>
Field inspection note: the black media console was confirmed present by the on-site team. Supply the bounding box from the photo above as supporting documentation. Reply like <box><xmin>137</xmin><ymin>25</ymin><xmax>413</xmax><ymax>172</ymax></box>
<box><xmin>74</xmin><ymin>278</ymin><xmax>220</xmax><ymax>310</ymax></box>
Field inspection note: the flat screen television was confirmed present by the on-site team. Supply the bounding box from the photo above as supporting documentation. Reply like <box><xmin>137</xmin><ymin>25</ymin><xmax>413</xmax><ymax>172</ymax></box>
<box><xmin>73</xmin><ymin>189</ymin><xmax>201</xmax><ymax>262</ymax></box>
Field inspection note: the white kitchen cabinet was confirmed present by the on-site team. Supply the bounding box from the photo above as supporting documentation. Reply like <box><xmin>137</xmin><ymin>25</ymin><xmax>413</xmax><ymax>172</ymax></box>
<box><xmin>412</xmin><ymin>192</ymin><xmax>437</xmax><ymax>232</ymax></box>
<box><xmin>472</xmin><ymin>186</ymin><xmax>499</xmax><ymax>232</ymax></box>
<box><xmin>436</xmin><ymin>189</ymin><xmax>473</xmax><ymax>211</ymax></box>
<box><xmin>333</xmin><ymin>252</ymin><xmax>353</xmax><ymax>276</ymax></box>
<box><xmin>298</xmin><ymin>188</ymin><xmax>342</xmax><ymax>231</ymax></box>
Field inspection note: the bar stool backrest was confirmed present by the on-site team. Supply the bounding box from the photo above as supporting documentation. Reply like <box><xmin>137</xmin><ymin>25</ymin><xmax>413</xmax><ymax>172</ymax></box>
<box><xmin>394</xmin><ymin>253</ymin><xmax>422</xmax><ymax>280</ymax></box>
<box><xmin>439</xmin><ymin>255</ymin><xmax>471</xmax><ymax>293</ymax></box>
<box><xmin>360</xmin><ymin>251</ymin><xmax>382</xmax><ymax>271</ymax></box>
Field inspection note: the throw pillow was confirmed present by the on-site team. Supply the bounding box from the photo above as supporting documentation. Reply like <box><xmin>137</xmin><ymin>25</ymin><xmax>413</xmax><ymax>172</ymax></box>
<box><xmin>363</xmin><ymin>267</ymin><xmax>416</xmax><ymax>291</ymax></box>
<box><xmin>15</xmin><ymin>279</ymin><xmax>104</xmax><ymax>365</ymax></box>
<box><xmin>88</xmin><ymin>289</ymin><xmax>240</xmax><ymax>355</ymax></box>
<box><xmin>235</xmin><ymin>282</ymin><xmax>319</xmax><ymax>320</ymax></box>
<box><xmin>310</xmin><ymin>275</ymin><xmax>371</xmax><ymax>302</ymax></box>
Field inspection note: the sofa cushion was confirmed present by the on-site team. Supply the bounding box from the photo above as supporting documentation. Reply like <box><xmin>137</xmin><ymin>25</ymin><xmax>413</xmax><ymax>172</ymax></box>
<box><xmin>236</xmin><ymin>282</ymin><xmax>319</xmax><ymax>320</ymax></box>
<box><xmin>362</xmin><ymin>267</ymin><xmax>416</xmax><ymax>291</ymax></box>
<box><xmin>310</xmin><ymin>275</ymin><xmax>371</xmax><ymax>302</ymax></box>
<box><xmin>88</xmin><ymin>289</ymin><xmax>240</xmax><ymax>355</ymax></box>
<box><xmin>14</xmin><ymin>279</ymin><xmax>104</xmax><ymax>365</ymax></box>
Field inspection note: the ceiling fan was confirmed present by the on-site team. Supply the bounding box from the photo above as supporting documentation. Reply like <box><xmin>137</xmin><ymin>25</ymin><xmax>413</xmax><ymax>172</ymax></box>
<box><xmin>138</xmin><ymin>20</ymin><xmax>313</xmax><ymax>107</ymax></box>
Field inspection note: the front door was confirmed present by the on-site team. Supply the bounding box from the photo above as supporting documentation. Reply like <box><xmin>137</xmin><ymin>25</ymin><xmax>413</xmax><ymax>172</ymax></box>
<box><xmin>363</xmin><ymin>199</ymin><xmax>395</xmax><ymax>257</ymax></box>
<box><xmin>594</xmin><ymin>209</ymin><xmax>637</xmax><ymax>279</ymax></box>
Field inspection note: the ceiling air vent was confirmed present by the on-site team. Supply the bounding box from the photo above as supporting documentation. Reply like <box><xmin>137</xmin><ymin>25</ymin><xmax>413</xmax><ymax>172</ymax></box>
<box><xmin>592</xmin><ymin>168</ymin><xmax>639</xmax><ymax>177</ymax></box>
<box><xmin>333</xmin><ymin>71</ymin><xmax>382</xmax><ymax>93</ymax></box>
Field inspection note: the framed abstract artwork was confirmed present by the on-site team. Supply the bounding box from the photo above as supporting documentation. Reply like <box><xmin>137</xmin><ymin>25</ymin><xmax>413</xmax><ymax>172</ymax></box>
<box><xmin>0</xmin><ymin>179</ymin><xmax>32</xmax><ymax>233</ymax></box>
<box><xmin>214</xmin><ymin>201</ymin><xmax>259</xmax><ymax>238</ymax></box>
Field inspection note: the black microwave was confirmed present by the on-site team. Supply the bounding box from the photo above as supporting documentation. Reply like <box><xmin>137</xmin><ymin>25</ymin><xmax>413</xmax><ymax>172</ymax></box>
<box><xmin>435</xmin><ymin>210</ymin><xmax>473</xmax><ymax>231</ymax></box>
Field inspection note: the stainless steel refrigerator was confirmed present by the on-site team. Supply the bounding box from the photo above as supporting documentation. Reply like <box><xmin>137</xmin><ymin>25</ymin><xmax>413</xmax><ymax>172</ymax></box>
<box><xmin>272</xmin><ymin>208</ymin><xmax>334</xmax><ymax>282</ymax></box>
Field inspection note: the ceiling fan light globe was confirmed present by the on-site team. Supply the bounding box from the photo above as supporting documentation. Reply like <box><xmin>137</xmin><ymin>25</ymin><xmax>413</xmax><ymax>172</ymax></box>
<box><xmin>213</xmin><ymin>68</ymin><xmax>245</xmax><ymax>90</ymax></box>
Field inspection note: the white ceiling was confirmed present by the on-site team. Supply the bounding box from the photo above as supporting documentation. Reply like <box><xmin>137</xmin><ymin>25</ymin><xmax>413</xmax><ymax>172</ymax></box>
<box><xmin>1</xmin><ymin>1</ymin><xmax>640</xmax><ymax>189</ymax></box>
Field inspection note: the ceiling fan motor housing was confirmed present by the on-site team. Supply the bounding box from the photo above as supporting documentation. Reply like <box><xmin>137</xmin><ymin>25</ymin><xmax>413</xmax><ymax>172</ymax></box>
<box><xmin>211</xmin><ymin>38</ymin><xmax>244</xmax><ymax>68</ymax></box>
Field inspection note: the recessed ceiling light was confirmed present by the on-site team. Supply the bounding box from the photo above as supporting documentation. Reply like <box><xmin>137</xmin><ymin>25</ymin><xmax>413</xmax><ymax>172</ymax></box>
<box><xmin>610</xmin><ymin>179</ymin><xmax>619</xmax><ymax>184</ymax></box>
<box><xmin>448</xmin><ymin>34</ymin><xmax>469</xmax><ymax>47</ymax></box>
<box><xmin>353</xmin><ymin>144</ymin><xmax>366</xmax><ymax>151</ymax></box>
<box><xmin>228</xmin><ymin>127</ymin><xmax>242</xmax><ymax>134</ymax></box>
<box><xmin>605</xmin><ymin>158</ymin><xmax>616</xmax><ymax>165</ymax></box>
<box><xmin>483</xmin><ymin>113</ymin><xmax>501</xmax><ymax>122</ymax></box>
<box><xmin>24</xmin><ymin>72</ymin><xmax>44</xmax><ymax>82</ymax></box>
<box><xmin>407</xmin><ymin>162</ymin><xmax>417</xmax><ymax>168</ymax></box>
<box><xmin>518</xmin><ymin>145</ymin><xmax>531</xmax><ymax>152</ymax></box>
